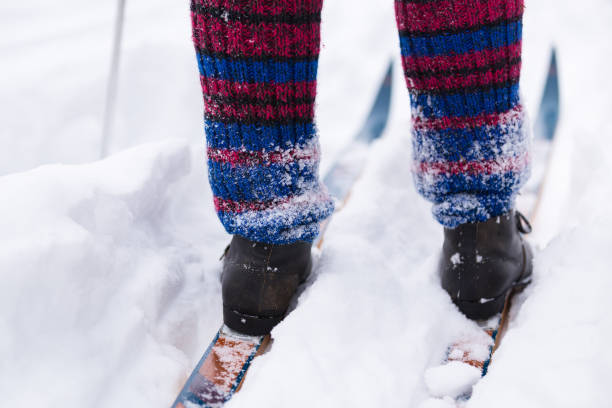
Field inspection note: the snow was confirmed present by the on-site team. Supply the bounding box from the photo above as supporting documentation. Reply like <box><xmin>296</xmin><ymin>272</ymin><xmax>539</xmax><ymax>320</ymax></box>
<box><xmin>2</xmin><ymin>0</ymin><xmax>612</xmax><ymax>407</ymax></box>
<box><xmin>418</xmin><ymin>398</ymin><xmax>457</xmax><ymax>408</ymax></box>
<box><xmin>0</xmin><ymin>141</ymin><xmax>228</xmax><ymax>406</ymax></box>
<box><xmin>450</xmin><ymin>252</ymin><xmax>462</xmax><ymax>265</ymax></box>
<box><xmin>424</xmin><ymin>361</ymin><xmax>481</xmax><ymax>399</ymax></box>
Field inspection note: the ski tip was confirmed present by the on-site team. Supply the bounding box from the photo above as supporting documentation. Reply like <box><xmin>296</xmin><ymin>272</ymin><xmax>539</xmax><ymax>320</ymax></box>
<box><xmin>383</xmin><ymin>59</ymin><xmax>393</xmax><ymax>85</ymax></box>
<box><xmin>547</xmin><ymin>47</ymin><xmax>558</xmax><ymax>84</ymax></box>
<box><xmin>356</xmin><ymin>59</ymin><xmax>394</xmax><ymax>143</ymax></box>
<box><xmin>534</xmin><ymin>46</ymin><xmax>560</xmax><ymax>142</ymax></box>
<box><xmin>170</xmin><ymin>326</ymin><xmax>268</xmax><ymax>408</ymax></box>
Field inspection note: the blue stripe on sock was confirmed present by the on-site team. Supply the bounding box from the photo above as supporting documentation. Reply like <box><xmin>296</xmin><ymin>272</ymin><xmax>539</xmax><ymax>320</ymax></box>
<box><xmin>409</xmin><ymin>83</ymin><xmax>520</xmax><ymax>118</ymax></box>
<box><xmin>412</xmin><ymin>122</ymin><xmax>526</xmax><ymax>162</ymax></box>
<box><xmin>196</xmin><ymin>53</ymin><xmax>318</xmax><ymax>83</ymax></box>
<box><xmin>208</xmin><ymin>161</ymin><xmax>319</xmax><ymax>202</ymax></box>
<box><xmin>399</xmin><ymin>21</ymin><xmax>522</xmax><ymax>57</ymax></box>
<box><xmin>204</xmin><ymin>121</ymin><xmax>317</xmax><ymax>151</ymax></box>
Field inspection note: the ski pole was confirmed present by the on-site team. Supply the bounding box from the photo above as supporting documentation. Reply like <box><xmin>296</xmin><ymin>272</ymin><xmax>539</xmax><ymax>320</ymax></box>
<box><xmin>100</xmin><ymin>0</ymin><xmax>127</xmax><ymax>158</ymax></box>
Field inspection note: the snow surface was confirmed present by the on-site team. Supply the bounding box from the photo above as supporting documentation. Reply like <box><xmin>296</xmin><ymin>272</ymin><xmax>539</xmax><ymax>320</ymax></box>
<box><xmin>1</xmin><ymin>0</ymin><xmax>612</xmax><ymax>407</ymax></box>
<box><xmin>424</xmin><ymin>361</ymin><xmax>481</xmax><ymax>399</ymax></box>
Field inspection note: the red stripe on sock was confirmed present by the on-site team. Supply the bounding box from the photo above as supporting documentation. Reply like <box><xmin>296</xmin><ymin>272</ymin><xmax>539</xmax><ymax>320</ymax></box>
<box><xmin>402</xmin><ymin>43</ymin><xmax>522</xmax><ymax>76</ymax></box>
<box><xmin>197</xmin><ymin>0</ymin><xmax>323</xmax><ymax>17</ymax></box>
<box><xmin>201</xmin><ymin>78</ymin><xmax>317</xmax><ymax>101</ymax></box>
<box><xmin>396</xmin><ymin>0</ymin><xmax>524</xmax><ymax>34</ymax></box>
<box><xmin>413</xmin><ymin>105</ymin><xmax>523</xmax><ymax>132</ymax></box>
<box><xmin>205</xmin><ymin>100</ymin><xmax>314</xmax><ymax>122</ymax></box>
<box><xmin>192</xmin><ymin>13</ymin><xmax>320</xmax><ymax>58</ymax></box>
<box><xmin>207</xmin><ymin>147</ymin><xmax>318</xmax><ymax>167</ymax></box>
<box><xmin>407</xmin><ymin>64</ymin><xmax>521</xmax><ymax>92</ymax></box>
<box><xmin>214</xmin><ymin>196</ymin><xmax>292</xmax><ymax>213</ymax></box>
<box><xmin>416</xmin><ymin>153</ymin><xmax>528</xmax><ymax>177</ymax></box>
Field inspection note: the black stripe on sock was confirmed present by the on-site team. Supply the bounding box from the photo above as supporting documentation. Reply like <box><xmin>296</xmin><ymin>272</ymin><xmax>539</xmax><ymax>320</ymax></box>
<box><xmin>206</xmin><ymin>94</ymin><xmax>316</xmax><ymax>107</ymax></box>
<box><xmin>405</xmin><ymin>56</ymin><xmax>522</xmax><ymax>79</ymax></box>
<box><xmin>398</xmin><ymin>14</ymin><xmax>522</xmax><ymax>38</ymax></box>
<box><xmin>408</xmin><ymin>77</ymin><xmax>520</xmax><ymax>96</ymax></box>
<box><xmin>195</xmin><ymin>46</ymin><xmax>319</xmax><ymax>63</ymax></box>
<box><xmin>203</xmin><ymin>115</ymin><xmax>315</xmax><ymax>127</ymax></box>
<box><xmin>191</xmin><ymin>3</ymin><xmax>321</xmax><ymax>25</ymax></box>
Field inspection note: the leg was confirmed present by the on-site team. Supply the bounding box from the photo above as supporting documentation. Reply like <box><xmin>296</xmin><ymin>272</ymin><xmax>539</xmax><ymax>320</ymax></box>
<box><xmin>190</xmin><ymin>0</ymin><xmax>332</xmax><ymax>335</ymax></box>
<box><xmin>394</xmin><ymin>0</ymin><xmax>533</xmax><ymax>319</ymax></box>
<box><xmin>191</xmin><ymin>0</ymin><xmax>333</xmax><ymax>246</ymax></box>
<box><xmin>395</xmin><ymin>0</ymin><xmax>529</xmax><ymax>227</ymax></box>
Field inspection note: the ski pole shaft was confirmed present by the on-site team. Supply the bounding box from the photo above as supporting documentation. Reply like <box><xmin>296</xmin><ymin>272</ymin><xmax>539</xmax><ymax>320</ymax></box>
<box><xmin>100</xmin><ymin>0</ymin><xmax>127</xmax><ymax>158</ymax></box>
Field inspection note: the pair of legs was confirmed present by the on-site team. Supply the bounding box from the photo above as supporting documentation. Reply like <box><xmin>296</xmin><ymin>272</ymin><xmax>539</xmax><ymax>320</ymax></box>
<box><xmin>191</xmin><ymin>0</ymin><xmax>532</xmax><ymax>334</ymax></box>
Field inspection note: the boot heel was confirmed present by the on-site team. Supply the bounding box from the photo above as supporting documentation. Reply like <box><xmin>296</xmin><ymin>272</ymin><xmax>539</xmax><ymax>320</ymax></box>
<box><xmin>223</xmin><ymin>306</ymin><xmax>283</xmax><ymax>337</ymax></box>
<box><xmin>455</xmin><ymin>293</ymin><xmax>508</xmax><ymax>321</ymax></box>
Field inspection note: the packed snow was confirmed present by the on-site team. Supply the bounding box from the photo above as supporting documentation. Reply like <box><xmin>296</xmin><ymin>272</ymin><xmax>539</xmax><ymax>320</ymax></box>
<box><xmin>1</xmin><ymin>0</ymin><xmax>612</xmax><ymax>407</ymax></box>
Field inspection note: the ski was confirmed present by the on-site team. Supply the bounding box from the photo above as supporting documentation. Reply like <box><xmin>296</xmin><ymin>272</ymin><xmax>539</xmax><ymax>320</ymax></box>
<box><xmin>170</xmin><ymin>62</ymin><xmax>394</xmax><ymax>408</ymax></box>
<box><xmin>426</xmin><ymin>48</ymin><xmax>560</xmax><ymax>405</ymax></box>
<box><xmin>316</xmin><ymin>62</ymin><xmax>394</xmax><ymax>247</ymax></box>
<box><xmin>521</xmin><ymin>48</ymin><xmax>560</xmax><ymax>221</ymax></box>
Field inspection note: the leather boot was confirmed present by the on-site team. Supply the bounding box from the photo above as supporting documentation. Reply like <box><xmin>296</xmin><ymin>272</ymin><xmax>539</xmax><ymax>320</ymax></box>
<box><xmin>439</xmin><ymin>210</ymin><xmax>533</xmax><ymax>320</ymax></box>
<box><xmin>222</xmin><ymin>235</ymin><xmax>312</xmax><ymax>336</ymax></box>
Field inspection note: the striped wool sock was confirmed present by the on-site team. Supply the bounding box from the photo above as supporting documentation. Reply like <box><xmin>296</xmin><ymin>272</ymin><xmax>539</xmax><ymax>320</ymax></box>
<box><xmin>191</xmin><ymin>0</ymin><xmax>334</xmax><ymax>244</ymax></box>
<box><xmin>395</xmin><ymin>0</ymin><xmax>530</xmax><ymax>227</ymax></box>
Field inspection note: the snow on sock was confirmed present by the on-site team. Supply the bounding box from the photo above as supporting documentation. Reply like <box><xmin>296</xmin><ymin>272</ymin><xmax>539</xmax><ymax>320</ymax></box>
<box><xmin>395</xmin><ymin>0</ymin><xmax>530</xmax><ymax>227</ymax></box>
<box><xmin>190</xmin><ymin>0</ymin><xmax>334</xmax><ymax>244</ymax></box>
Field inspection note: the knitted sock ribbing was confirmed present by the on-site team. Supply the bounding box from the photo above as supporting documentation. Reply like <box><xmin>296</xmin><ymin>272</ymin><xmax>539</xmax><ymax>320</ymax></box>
<box><xmin>395</xmin><ymin>0</ymin><xmax>530</xmax><ymax>227</ymax></box>
<box><xmin>191</xmin><ymin>0</ymin><xmax>334</xmax><ymax>244</ymax></box>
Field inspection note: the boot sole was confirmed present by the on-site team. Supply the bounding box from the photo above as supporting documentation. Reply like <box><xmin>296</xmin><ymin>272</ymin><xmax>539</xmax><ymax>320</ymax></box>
<box><xmin>223</xmin><ymin>307</ymin><xmax>283</xmax><ymax>337</ymax></box>
<box><xmin>455</xmin><ymin>276</ymin><xmax>531</xmax><ymax>320</ymax></box>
